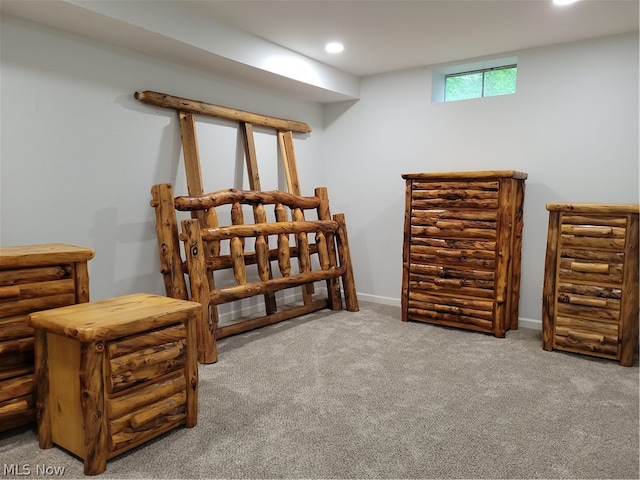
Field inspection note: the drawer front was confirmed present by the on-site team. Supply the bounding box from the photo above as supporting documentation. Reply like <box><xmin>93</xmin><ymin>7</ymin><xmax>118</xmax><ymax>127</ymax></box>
<box><xmin>410</xmin><ymin>180</ymin><xmax>500</xmax><ymax>211</ymax></box>
<box><xmin>0</xmin><ymin>319</ymin><xmax>34</xmax><ymax>379</ymax></box>
<box><xmin>0</xmin><ymin>265</ymin><xmax>77</xmax><ymax>318</ymax></box>
<box><xmin>407</xmin><ymin>291</ymin><xmax>494</xmax><ymax>331</ymax></box>
<box><xmin>0</xmin><ymin>374</ymin><xmax>35</xmax><ymax>432</ymax></box>
<box><xmin>554</xmin><ymin>315</ymin><xmax>619</xmax><ymax>358</ymax></box>
<box><xmin>407</xmin><ymin>180</ymin><xmax>498</xmax><ymax>330</ymax></box>
<box><xmin>107</xmin><ymin>372</ymin><xmax>187</xmax><ymax>454</ymax></box>
<box><xmin>105</xmin><ymin>323</ymin><xmax>187</xmax><ymax>394</ymax></box>
<box><xmin>105</xmin><ymin>323</ymin><xmax>188</xmax><ymax>454</ymax></box>
<box><xmin>553</xmin><ymin>214</ymin><xmax>627</xmax><ymax>358</ymax></box>
<box><xmin>557</xmin><ymin>214</ymin><xmax>626</xmax><ymax>286</ymax></box>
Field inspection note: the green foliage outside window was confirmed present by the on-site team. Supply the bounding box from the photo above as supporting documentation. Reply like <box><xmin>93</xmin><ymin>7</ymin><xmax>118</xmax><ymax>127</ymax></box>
<box><xmin>445</xmin><ymin>66</ymin><xmax>517</xmax><ymax>102</ymax></box>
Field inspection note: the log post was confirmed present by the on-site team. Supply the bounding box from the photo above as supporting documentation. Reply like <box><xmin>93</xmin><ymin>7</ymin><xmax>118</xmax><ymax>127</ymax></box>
<box><xmin>80</xmin><ymin>341</ymin><xmax>108</xmax><ymax>476</ymax></box>
<box><xmin>401</xmin><ymin>179</ymin><xmax>412</xmax><ymax>322</ymax></box>
<box><xmin>184</xmin><ymin>312</ymin><xmax>199</xmax><ymax>428</ymax></box>
<box><xmin>508</xmin><ymin>178</ymin><xmax>526</xmax><ymax>330</ymax></box>
<box><xmin>542</xmin><ymin>210</ymin><xmax>560</xmax><ymax>351</ymax></box>
<box><xmin>492</xmin><ymin>178</ymin><xmax>514</xmax><ymax>338</ymax></box>
<box><xmin>181</xmin><ymin>219</ymin><xmax>218</xmax><ymax>364</ymax></box>
<box><xmin>334</xmin><ymin>213</ymin><xmax>359</xmax><ymax>312</ymax></box>
<box><xmin>150</xmin><ymin>184</ymin><xmax>188</xmax><ymax>300</ymax></box>
<box><xmin>33</xmin><ymin>329</ymin><xmax>52</xmax><ymax>449</ymax></box>
<box><xmin>315</xmin><ymin>187</ymin><xmax>342</xmax><ymax>310</ymax></box>
<box><xmin>275</xmin><ymin>204</ymin><xmax>291</xmax><ymax>276</ymax></box>
<box><xmin>292</xmin><ymin>208</ymin><xmax>313</xmax><ymax>304</ymax></box>
<box><xmin>254</xmin><ymin>203</ymin><xmax>277</xmax><ymax>314</ymax></box>
<box><xmin>619</xmin><ymin>212</ymin><xmax>639</xmax><ymax>367</ymax></box>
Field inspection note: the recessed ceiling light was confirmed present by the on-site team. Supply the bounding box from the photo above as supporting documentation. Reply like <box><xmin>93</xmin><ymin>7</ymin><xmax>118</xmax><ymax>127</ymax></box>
<box><xmin>325</xmin><ymin>42</ymin><xmax>344</xmax><ymax>54</ymax></box>
<box><xmin>553</xmin><ymin>0</ymin><xmax>580</xmax><ymax>5</ymax></box>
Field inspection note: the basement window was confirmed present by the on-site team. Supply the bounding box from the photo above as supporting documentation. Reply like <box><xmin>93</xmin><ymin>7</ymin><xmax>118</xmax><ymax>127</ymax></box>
<box><xmin>431</xmin><ymin>57</ymin><xmax>518</xmax><ymax>104</ymax></box>
<box><xmin>444</xmin><ymin>65</ymin><xmax>517</xmax><ymax>102</ymax></box>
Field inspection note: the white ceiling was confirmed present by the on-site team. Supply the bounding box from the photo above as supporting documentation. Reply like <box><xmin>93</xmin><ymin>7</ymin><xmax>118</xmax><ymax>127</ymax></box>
<box><xmin>180</xmin><ymin>0</ymin><xmax>639</xmax><ymax>77</ymax></box>
<box><xmin>1</xmin><ymin>0</ymin><xmax>638</xmax><ymax>102</ymax></box>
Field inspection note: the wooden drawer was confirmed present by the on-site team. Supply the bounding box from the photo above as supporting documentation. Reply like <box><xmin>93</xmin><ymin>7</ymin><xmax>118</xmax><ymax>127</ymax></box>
<box><xmin>554</xmin><ymin>316</ymin><xmax>619</xmax><ymax>358</ymax></box>
<box><xmin>108</xmin><ymin>372</ymin><xmax>187</xmax><ymax>454</ymax></box>
<box><xmin>409</xmin><ymin>179</ymin><xmax>501</xmax><ymax>210</ymax></box>
<box><xmin>407</xmin><ymin>291</ymin><xmax>494</xmax><ymax>331</ymax></box>
<box><xmin>105</xmin><ymin>323</ymin><xmax>189</xmax><ymax>455</ymax></box>
<box><xmin>0</xmin><ymin>374</ymin><xmax>35</xmax><ymax>431</ymax></box>
<box><xmin>0</xmin><ymin>317</ymin><xmax>34</xmax><ymax>375</ymax></box>
<box><xmin>106</xmin><ymin>323</ymin><xmax>187</xmax><ymax>394</ymax></box>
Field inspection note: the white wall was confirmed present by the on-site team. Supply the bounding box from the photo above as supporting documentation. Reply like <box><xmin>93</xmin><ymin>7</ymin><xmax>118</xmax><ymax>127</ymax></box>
<box><xmin>1</xmin><ymin>15</ymin><xmax>638</xmax><ymax>328</ymax></box>
<box><xmin>322</xmin><ymin>32</ymin><xmax>639</xmax><ymax>327</ymax></box>
<box><xmin>0</xmin><ymin>15</ymin><xmax>325</xmax><ymax>300</ymax></box>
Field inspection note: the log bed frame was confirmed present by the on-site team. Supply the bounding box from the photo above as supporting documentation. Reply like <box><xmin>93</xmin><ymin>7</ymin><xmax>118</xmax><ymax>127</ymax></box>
<box><xmin>151</xmin><ymin>183</ymin><xmax>359</xmax><ymax>364</ymax></box>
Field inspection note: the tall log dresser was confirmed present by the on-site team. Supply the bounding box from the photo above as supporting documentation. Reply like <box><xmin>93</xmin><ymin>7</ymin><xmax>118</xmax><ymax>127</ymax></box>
<box><xmin>401</xmin><ymin>171</ymin><xmax>527</xmax><ymax>337</ymax></box>
<box><xmin>0</xmin><ymin>243</ymin><xmax>94</xmax><ymax>432</ymax></box>
<box><xmin>542</xmin><ymin>203</ymin><xmax>639</xmax><ymax>366</ymax></box>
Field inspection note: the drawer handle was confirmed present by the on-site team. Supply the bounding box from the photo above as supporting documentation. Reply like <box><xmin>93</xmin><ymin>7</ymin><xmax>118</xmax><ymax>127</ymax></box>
<box><xmin>567</xmin><ymin>329</ymin><xmax>606</xmax><ymax>345</ymax></box>
<box><xmin>435</xmin><ymin>220</ymin><xmax>464</xmax><ymax>230</ymax></box>
<box><xmin>128</xmin><ymin>392</ymin><xmax>184</xmax><ymax>429</ymax></box>
<box><xmin>570</xmin><ymin>262</ymin><xmax>610</xmax><ymax>274</ymax></box>
<box><xmin>0</xmin><ymin>399</ymin><xmax>29</xmax><ymax>417</ymax></box>
<box><xmin>0</xmin><ymin>285</ymin><xmax>21</xmax><ymax>300</ymax></box>
<box><xmin>567</xmin><ymin>295</ymin><xmax>608</xmax><ymax>308</ymax></box>
<box><xmin>571</xmin><ymin>226</ymin><xmax>614</xmax><ymax>237</ymax></box>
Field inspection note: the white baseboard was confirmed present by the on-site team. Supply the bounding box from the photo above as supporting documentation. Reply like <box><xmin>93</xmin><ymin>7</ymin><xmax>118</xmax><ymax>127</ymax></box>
<box><xmin>518</xmin><ymin>317</ymin><xmax>542</xmax><ymax>331</ymax></box>
<box><xmin>353</xmin><ymin>292</ymin><xmax>401</xmax><ymax>307</ymax></box>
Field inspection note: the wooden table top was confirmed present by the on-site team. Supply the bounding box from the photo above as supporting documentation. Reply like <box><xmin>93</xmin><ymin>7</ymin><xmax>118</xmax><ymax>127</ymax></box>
<box><xmin>28</xmin><ymin>293</ymin><xmax>201</xmax><ymax>342</ymax></box>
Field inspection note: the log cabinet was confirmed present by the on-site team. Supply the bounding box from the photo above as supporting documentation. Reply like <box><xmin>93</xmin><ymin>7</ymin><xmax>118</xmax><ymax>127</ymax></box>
<box><xmin>27</xmin><ymin>293</ymin><xmax>201</xmax><ymax>475</ymax></box>
<box><xmin>542</xmin><ymin>203</ymin><xmax>639</xmax><ymax>366</ymax></box>
<box><xmin>0</xmin><ymin>243</ymin><xmax>94</xmax><ymax>432</ymax></box>
<box><xmin>401</xmin><ymin>171</ymin><xmax>527</xmax><ymax>337</ymax></box>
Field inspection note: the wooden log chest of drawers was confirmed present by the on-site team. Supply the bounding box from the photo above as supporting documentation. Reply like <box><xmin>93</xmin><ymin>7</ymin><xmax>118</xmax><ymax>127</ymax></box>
<box><xmin>0</xmin><ymin>243</ymin><xmax>94</xmax><ymax>432</ymax></box>
<box><xmin>27</xmin><ymin>293</ymin><xmax>202</xmax><ymax>475</ymax></box>
<box><xmin>401</xmin><ymin>171</ymin><xmax>527</xmax><ymax>337</ymax></box>
<box><xmin>542</xmin><ymin>203</ymin><xmax>639</xmax><ymax>366</ymax></box>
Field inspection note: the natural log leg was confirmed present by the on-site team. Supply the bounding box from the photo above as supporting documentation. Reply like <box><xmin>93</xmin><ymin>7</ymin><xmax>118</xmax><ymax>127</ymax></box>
<box><xmin>619</xmin><ymin>213</ymin><xmax>639</xmax><ymax>366</ymax></box>
<box><xmin>542</xmin><ymin>211</ymin><xmax>560</xmax><ymax>351</ymax></box>
<box><xmin>80</xmin><ymin>341</ymin><xmax>107</xmax><ymax>476</ymax></box>
<box><xmin>184</xmin><ymin>313</ymin><xmax>199</xmax><ymax>427</ymax></box>
<box><xmin>33</xmin><ymin>330</ymin><xmax>52</xmax><ymax>449</ymax></box>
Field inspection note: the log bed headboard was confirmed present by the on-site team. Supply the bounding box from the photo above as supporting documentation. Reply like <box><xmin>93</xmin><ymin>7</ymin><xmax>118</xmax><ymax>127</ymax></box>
<box><xmin>151</xmin><ymin>183</ymin><xmax>358</xmax><ymax>364</ymax></box>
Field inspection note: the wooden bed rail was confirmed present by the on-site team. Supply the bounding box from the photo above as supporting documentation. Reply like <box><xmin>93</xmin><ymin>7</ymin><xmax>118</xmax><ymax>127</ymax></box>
<box><xmin>151</xmin><ymin>183</ymin><xmax>358</xmax><ymax>363</ymax></box>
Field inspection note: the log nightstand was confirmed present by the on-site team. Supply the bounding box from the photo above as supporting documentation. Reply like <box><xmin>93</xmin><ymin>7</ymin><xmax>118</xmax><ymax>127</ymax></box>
<box><xmin>27</xmin><ymin>293</ymin><xmax>201</xmax><ymax>475</ymax></box>
<box><xmin>542</xmin><ymin>203</ymin><xmax>639</xmax><ymax>366</ymax></box>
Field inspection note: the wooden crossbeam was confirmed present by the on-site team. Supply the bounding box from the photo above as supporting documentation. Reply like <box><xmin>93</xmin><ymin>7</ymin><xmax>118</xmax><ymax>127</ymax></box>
<box><xmin>135</xmin><ymin>91</ymin><xmax>311</xmax><ymax>133</ymax></box>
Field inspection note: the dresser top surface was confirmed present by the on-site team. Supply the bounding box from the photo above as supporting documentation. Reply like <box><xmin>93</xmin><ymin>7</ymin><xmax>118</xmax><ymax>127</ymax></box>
<box><xmin>547</xmin><ymin>203</ymin><xmax>640</xmax><ymax>214</ymax></box>
<box><xmin>0</xmin><ymin>243</ymin><xmax>95</xmax><ymax>268</ymax></box>
<box><xmin>402</xmin><ymin>170</ymin><xmax>528</xmax><ymax>181</ymax></box>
